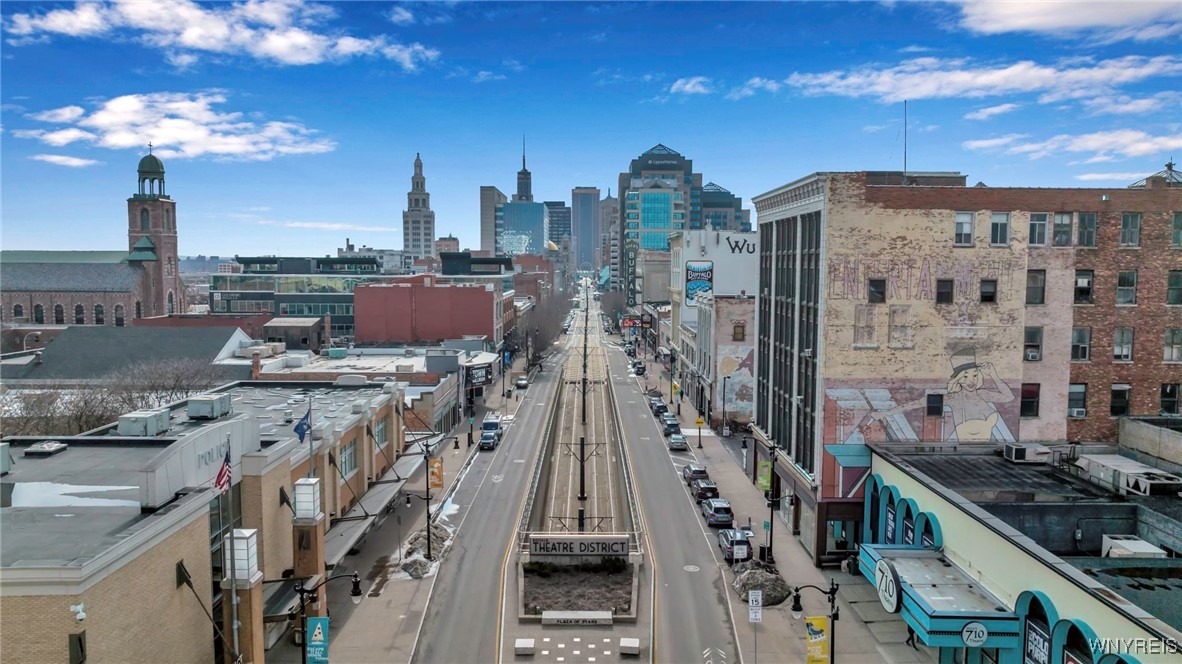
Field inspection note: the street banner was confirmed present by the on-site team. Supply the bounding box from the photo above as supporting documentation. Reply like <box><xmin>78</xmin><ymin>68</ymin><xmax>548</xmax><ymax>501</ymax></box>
<box><xmin>756</xmin><ymin>460</ymin><xmax>772</xmax><ymax>491</ymax></box>
<box><xmin>306</xmin><ymin>616</ymin><xmax>330</xmax><ymax>664</ymax></box>
<box><xmin>429</xmin><ymin>458</ymin><xmax>444</xmax><ymax>490</ymax></box>
<box><xmin>805</xmin><ymin>616</ymin><xmax>829</xmax><ymax>664</ymax></box>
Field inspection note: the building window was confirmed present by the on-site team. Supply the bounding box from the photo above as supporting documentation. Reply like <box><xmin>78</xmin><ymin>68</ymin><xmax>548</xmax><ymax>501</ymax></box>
<box><xmin>1173</xmin><ymin>212</ymin><xmax>1182</xmax><ymax>247</ymax></box>
<box><xmin>12</xmin><ymin>304</ymin><xmax>23</xmax><ymax>321</ymax></box>
<box><xmin>94</xmin><ymin>304</ymin><xmax>104</xmax><ymax>325</ymax></box>
<box><xmin>68</xmin><ymin>631</ymin><xmax>86</xmax><ymax>664</ymax></box>
<box><xmin>1074</xmin><ymin>270</ymin><xmax>1093</xmax><ymax>304</ymax></box>
<box><xmin>1026</xmin><ymin>270</ymin><xmax>1046</xmax><ymax>304</ymax></box>
<box><xmin>1165</xmin><ymin>328</ymin><xmax>1182</xmax><ymax>362</ymax></box>
<box><xmin>1111</xmin><ymin>385</ymin><xmax>1131</xmax><ymax>417</ymax></box>
<box><xmin>980</xmin><ymin>279</ymin><xmax>998</xmax><ymax>303</ymax></box>
<box><xmin>1120</xmin><ymin>213</ymin><xmax>1141</xmax><ymax>246</ymax></box>
<box><xmin>374</xmin><ymin>419</ymin><xmax>388</xmax><ymax>449</ymax></box>
<box><xmin>990</xmin><ymin>212</ymin><xmax>1009</xmax><ymax>245</ymax></box>
<box><xmin>1169</xmin><ymin>271</ymin><xmax>1182</xmax><ymax>305</ymax></box>
<box><xmin>340</xmin><ymin>439</ymin><xmax>357</xmax><ymax>478</ymax></box>
<box><xmin>167</xmin><ymin>291</ymin><xmax>175</xmax><ymax>315</ymax></box>
<box><xmin>1116</xmin><ymin>270</ymin><xmax>1137</xmax><ymax>305</ymax></box>
<box><xmin>1053</xmin><ymin>213</ymin><xmax>1073</xmax><ymax>246</ymax></box>
<box><xmin>732</xmin><ymin>323</ymin><xmax>746</xmax><ymax>342</ymax></box>
<box><xmin>925</xmin><ymin>394</ymin><xmax>944</xmax><ymax>417</ymax></box>
<box><xmin>888</xmin><ymin>305</ymin><xmax>912</xmax><ymax>346</ymax></box>
<box><xmin>54</xmin><ymin>304</ymin><xmax>64</xmax><ymax>324</ymax></box>
<box><xmin>1113</xmin><ymin>327</ymin><xmax>1134</xmax><ymax>362</ymax></box>
<box><xmin>114</xmin><ymin>304</ymin><xmax>125</xmax><ymax>327</ymax></box>
<box><xmin>34</xmin><ymin>304</ymin><xmax>45</xmax><ymax>324</ymax></box>
<box><xmin>1028</xmin><ymin>213</ymin><xmax>1047</xmax><ymax>246</ymax></box>
<box><xmin>1162</xmin><ymin>384</ymin><xmax>1180</xmax><ymax>416</ymax></box>
<box><xmin>1021</xmin><ymin>384</ymin><xmax>1041</xmax><ymax>417</ymax></box>
<box><xmin>140</xmin><ymin>208</ymin><xmax>149</xmax><ymax>231</ymax></box>
<box><xmin>1077</xmin><ymin>212</ymin><xmax>1097</xmax><ymax>247</ymax></box>
<box><xmin>1071</xmin><ymin>327</ymin><xmax>1092</xmax><ymax>361</ymax></box>
<box><xmin>935</xmin><ymin>279</ymin><xmax>954</xmax><ymax>304</ymax></box>
<box><xmin>854</xmin><ymin>304</ymin><xmax>877</xmax><ymax>346</ymax></box>
<box><xmin>135</xmin><ymin>301</ymin><xmax>143</xmax><ymax>319</ymax></box>
<box><xmin>1068</xmin><ymin>384</ymin><xmax>1088</xmax><ymax>416</ymax></box>
<box><xmin>74</xmin><ymin>304</ymin><xmax>85</xmax><ymax>324</ymax></box>
<box><xmin>954</xmin><ymin>212</ymin><xmax>974</xmax><ymax>246</ymax></box>
<box><xmin>164</xmin><ymin>208</ymin><xmax>171</xmax><ymax>230</ymax></box>
<box><xmin>868</xmin><ymin>278</ymin><xmax>886</xmax><ymax>303</ymax></box>
<box><xmin>1024</xmin><ymin>327</ymin><xmax>1043</xmax><ymax>361</ymax></box>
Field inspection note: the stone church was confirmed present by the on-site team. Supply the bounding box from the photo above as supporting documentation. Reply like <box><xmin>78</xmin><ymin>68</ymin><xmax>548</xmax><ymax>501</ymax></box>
<box><xmin>1</xmin><ymin>152</ymin><xmax>185</xmax><ymax>327</ymax></box>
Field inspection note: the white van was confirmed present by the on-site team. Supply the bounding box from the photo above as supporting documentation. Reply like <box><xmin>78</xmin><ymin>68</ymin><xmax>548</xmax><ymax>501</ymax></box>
<box><xmin>482</xmin><ymin>412</ymin><xmax>504</xmax><ymax>440</ymax></box>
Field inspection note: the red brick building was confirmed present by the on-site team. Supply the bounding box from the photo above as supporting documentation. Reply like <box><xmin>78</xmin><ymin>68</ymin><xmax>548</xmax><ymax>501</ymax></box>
<box><xmin>513</xmin><ymin>254</ymin><xmax>555</xmax><ymax>291</ymax></box>
<box><xmin>353</xmin><ymin>275</ymin><xmax>500</xmax><ymax>344</ymax></box>
<box><xmin>134</xmin><ymin>313</ymin><xmax>272</xmax><ymax>338</ymax></box>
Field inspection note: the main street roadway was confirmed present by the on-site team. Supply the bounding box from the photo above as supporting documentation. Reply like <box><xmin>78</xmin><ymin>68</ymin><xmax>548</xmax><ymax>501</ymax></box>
<box><xmin>603</xmin><ymin>317</ymin><xmax>740</xmax><ymax>664</ymax></box>
<box><xmin>412</xmin><ymin>318</ymin><xmax>575</xmax><ymax>663</ymax></box>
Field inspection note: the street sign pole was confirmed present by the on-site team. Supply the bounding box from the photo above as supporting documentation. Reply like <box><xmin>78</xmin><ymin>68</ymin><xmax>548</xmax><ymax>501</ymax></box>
<box><xmin>749</xmin><ymin>589</ymin><xmax>762</xmax><ymax>664</ymax></box>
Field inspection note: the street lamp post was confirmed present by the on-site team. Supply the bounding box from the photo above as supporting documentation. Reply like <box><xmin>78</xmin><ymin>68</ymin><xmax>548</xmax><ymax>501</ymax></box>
<box><xmin>291</xmin><ymin>572</ymin><xmax>363</xmax><ymax>664</ymax></box>
<box><xmin>790</xmin><ymin>578</ymin><xmax>840</xmax><ymax>664</ymax></box>
<box><xmin>405</xmin><ymin>438</ymin><xmax>435</xmax><ymax>560</ymax></box>
<box><xmin>21</xmin><ymin>331</ymin><xmax>42</xmax><ymax>351</ymax></box>
<box><xmin>721</xmin><ymin>374</ymin><xmax>730</xmax><ymax>436</ymax></box>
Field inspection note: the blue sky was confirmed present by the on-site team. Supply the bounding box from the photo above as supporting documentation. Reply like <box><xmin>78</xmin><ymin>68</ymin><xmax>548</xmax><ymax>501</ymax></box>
<box><xmin>2</xmin><ymin>1</ymin><xmax>1180</xmax><ymax>256</ymax></box>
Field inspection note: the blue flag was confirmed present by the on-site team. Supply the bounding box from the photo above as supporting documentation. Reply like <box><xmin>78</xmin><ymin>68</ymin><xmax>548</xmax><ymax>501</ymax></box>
<box><xmin>294</xmin><ymin>408</ymin><xmax>311</xmax><ymax>443</ymax></box>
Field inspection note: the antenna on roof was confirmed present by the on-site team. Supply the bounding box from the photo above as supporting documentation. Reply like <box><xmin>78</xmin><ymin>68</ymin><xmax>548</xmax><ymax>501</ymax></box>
<box><xmin>148</xmin><ymin>141</ymin><xmax>153</xmax><ymax>154</ymax></box>
<box><xmin>903</xmin><ymin>100</ymin><xmax>908</xmax><ymax>182</ymax></box>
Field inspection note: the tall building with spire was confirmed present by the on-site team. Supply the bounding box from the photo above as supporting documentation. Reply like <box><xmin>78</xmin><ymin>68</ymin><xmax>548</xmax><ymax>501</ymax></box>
<box><xmin>402</xmin><ymin>153</ymin><xmax>436</xmax><ymax>262</ymax></box>
<box><xmin>513</xmin><ymin>138</ymin><xmax>533</xmax><ymax>202</ymax></box>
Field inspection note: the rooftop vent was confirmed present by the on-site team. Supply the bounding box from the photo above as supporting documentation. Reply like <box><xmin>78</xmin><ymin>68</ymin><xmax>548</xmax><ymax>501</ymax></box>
<box><xmin>1003</xmin><ymin>443</ymin><xmax>1050</xmax><ymax>465</ymax></box>
<box><xmin>1102</xmin><ymin>535</ymin><xmax>1167</xmax><ymax>559</ymax></box>
<box><xmin>24</xmin><ymin>441</ymin><xmax>68</xmax><ymax>458</ymax></box>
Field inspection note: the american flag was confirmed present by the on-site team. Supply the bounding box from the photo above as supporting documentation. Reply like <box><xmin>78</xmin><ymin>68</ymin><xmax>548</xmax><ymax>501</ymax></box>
<box><xmin>214</xmin><ymin>449</ymin><xmax>232</xmax><ymax>493</ymax></box>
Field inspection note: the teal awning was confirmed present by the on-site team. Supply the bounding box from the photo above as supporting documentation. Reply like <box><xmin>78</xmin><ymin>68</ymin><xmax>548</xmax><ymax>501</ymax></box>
<box><xmin>825</xmin><ymin>443</ymin><xmax>871</xmax><ymax>468</ymax></box>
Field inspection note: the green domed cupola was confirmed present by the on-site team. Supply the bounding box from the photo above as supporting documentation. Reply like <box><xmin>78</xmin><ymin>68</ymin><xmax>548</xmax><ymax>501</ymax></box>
<box><xmin>134</xmin><ymin>143</ymin><xmax>168</xmax><ymax>199</ymax></box>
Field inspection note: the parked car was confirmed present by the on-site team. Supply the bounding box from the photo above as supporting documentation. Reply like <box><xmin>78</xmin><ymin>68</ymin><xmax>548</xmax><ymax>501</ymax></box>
<box><xmin>682</xmin><ymin>463</ymin><xmax>709</xmax><ymax>484</ymax></box>
<box><xmin>660</xmin><ymin>413</ymin><xmax>678</xmax><ymax>425</ymax></box>
<box><xmin>515</xmin><ymin>376</ymin><xmax>529</xmax><ymax>389</ymax></box>
<box><xmin>667</xmin><ymin>434</ymin><xmax>689</xmax><ymax>451</ymax></box>
<box><xmin>634</xmin><ymin>365</ymin><xmax>646</xmax><ymax>376</ymax></box>
<box><xmin>700</xmin><ymin>498</ymin><xmax>735</xmax><ymax>527</ymax></box>
<box><xmin>652</xmin><ymin>402</ymin><xmax>669</xmax><ymax>417</ymax></box>
<box><xmin>718</xmin><ymin>528</ymin><xmax>753</xmax><ymax>563</ymax></box>
<box><xmin>663</xmin><ymin>421</ymin><xmax>682</xmax><ymax>436</ymax></box>
<box><xmin>690</xmin><ymin>478</ymin><xmax>719</xmax><ymax>502</ymax></box>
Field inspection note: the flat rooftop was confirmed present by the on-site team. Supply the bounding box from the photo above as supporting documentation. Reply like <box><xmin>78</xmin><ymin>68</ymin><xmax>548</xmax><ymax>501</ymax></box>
<box><xmin>896</xmin><ymin>453</ymin><xmax>1110</xmax><ymax>503</ymax></box>
<box><xmin>2</xmin><ymin>382</ymin><xmax>395</xmax><ymax>569</ymax></box>
<box><xmin>879</xmin><ymin>548</ymin><xmax>1010</xmax><ymax>614</ymax></box>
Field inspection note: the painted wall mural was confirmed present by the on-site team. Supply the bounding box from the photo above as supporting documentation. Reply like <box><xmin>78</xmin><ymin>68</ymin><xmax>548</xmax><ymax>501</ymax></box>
<box><xmin>685</xmin><ymin>260</ymin><xmax>714</xmax><ymax>305</ymax></box>
<box><xmin>716</xmin><ymin>342</ymin><xmax>755</xmax><ymax>422</ymax></box>
<box><xmin>826</xmin><ymin>256</ymin><xmax>1018</xmax><ymax>302</ymax></box>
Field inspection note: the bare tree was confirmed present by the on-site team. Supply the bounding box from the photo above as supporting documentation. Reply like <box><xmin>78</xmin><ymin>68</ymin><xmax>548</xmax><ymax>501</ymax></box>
<box><xmin>600</xmin><ymin>291</ymin><xmax>625</xmax><ymax>326</ymax></box>
<box><xmin>1</xmin><ymin>358</ymin><xmax>228</xmax><ymax>436</ymax></box>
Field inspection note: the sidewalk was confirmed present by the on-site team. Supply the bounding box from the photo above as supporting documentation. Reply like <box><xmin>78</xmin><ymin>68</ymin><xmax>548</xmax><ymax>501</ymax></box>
<box><xmin>636</xmin><ymin>354</ymin><xmax>938</xmax><ymax>664</ymax></box>
<box><xmin>267</xmin><ymin>357</ymin><xmax>534</xmax><ymax>663</ymax></box>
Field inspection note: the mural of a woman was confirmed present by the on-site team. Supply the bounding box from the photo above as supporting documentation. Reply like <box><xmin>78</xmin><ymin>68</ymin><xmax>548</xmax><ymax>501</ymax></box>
<box><xmin>874</xmin><ymin>348</ymin><xmax>1015</xmax><ymax>442</ymax></box>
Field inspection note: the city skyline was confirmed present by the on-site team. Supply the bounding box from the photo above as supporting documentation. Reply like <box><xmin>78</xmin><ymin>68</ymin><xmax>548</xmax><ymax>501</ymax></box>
<box><xmin>2</xmin><ymin>1</ymin><xmax>1180</xmax><ymax>256</ymax></box>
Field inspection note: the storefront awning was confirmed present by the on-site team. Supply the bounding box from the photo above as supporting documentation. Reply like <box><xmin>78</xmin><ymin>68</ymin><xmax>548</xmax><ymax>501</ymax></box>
<box><xmin>857</xmin><ymin>546</ymin><xmax>1020</xmax><ymax>651</ymax></box>
<box><xmin>323</xmin><ymin>433</ymin><xmax>446</xmax><ymax>568</ymax></box>
<box><xmin>825</xmin><ymin>444</ymin><xmax>871</xmax><ymax>468</ymax></box>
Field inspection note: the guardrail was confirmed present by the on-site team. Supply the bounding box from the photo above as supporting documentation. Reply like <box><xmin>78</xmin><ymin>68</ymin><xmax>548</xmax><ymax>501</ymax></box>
<box><xmin>517</xmin><ymin>367</ymin><xmax>566</xmax><ymax>548</ymax></box>
<box><xmin>605</xmin><ymin>364</ymin><xmax>645</xmax><ymax>555</ymax></box>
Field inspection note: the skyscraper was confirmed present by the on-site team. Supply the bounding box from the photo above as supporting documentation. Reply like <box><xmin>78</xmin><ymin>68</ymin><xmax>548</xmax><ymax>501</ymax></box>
<box><xmin>480</xmin><ymin>185</ymin><xmax>507</xmax><ymax>253</ymax></box>
<box><xmin>600</xmin><ymin>189</ymin><xmax>619</xmax><ymax>289</ymax></box>
<box><xmin>616</xmin><ymin>144</ymin><xmax>703</xmax><ymax>305</ymax></box>
<box><xmin>513</xmin><ymin>138</ymin><xmax>533</xmax><ymax>202</ymax></box>
<box><xmin>402</xmin><ymin>153</ymin><xmax>436</xmax><ymax>262</ymax></box>
<box><xmin>701</xmin><ymin>182</ymin><xmax>752</xmax><ymax>231</ymax></box>
<box><xmin>571</xmin><ymin>187</ymin><xmax>601</xmax><ymax>272</ymax></box>
<box><xmin>544</xmin><ymin>201</ymin><xmax>572</xmax><ymax>246</ymax></box>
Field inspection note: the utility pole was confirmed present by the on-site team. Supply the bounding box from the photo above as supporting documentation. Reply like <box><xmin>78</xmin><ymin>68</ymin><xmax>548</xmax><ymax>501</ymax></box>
<box><xmin>581</xmin><ymin>286</ymin><xmax>589</xmax><ymax>425</ymax></box>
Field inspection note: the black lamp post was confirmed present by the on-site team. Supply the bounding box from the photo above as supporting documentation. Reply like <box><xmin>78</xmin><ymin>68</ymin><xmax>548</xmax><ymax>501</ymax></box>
<box><xmin>721</xmin><ymin>374</ymin><xmax>730</xmax><ymax>435</ymax></box>
<box><xmin>291</xmin><ymin>572</ymin><xmax>363</xmax><ymax>664</ymax></box>
<box><xmin>789</xmin><ymin>578</ymin><xmax>840</xmax><ymax>664</ymax></box>
<box><xmin>404</xmin><ymin>440</ymin><xmax>434</xmax><ymax>560</ymax></box>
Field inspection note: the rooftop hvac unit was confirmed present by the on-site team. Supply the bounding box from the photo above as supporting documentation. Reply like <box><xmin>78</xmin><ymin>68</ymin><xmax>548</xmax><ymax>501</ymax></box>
<box><xmin>1102</xmin><ymin>535</ymin><xmax>1167</xmax><ymax>559</ymax></box>
<box><xmin>118</xmin><ymin>410</ymin><xmax>171</xmax><ymax>436</ymax></box>
<box><xmin>187</xmin><ymin>394</ymin><xmax>233</xmax><ymax>420</ymax></box>
<box><xmin>24</xmin><ymin>441</ymin><xmax>68</xmax><ymax>458</ymax></box>
<box><xmin>0</xmin><ymin>443</ymin><xmax>11</xmax><ymax>475</ymax></box>
<box><xmin>1003</xmin><ymin>443</ymin><xmax>1051</xmax><ymax>464</ymax></box>
<box><xmin>327</xmin><ymin>347</ymin><xmax>348</xmax><ymax>360</ymax></box>
<box><xmin>1123</xmin><ymin>470</ymin><xmax>1182</xmax><ymax>496</ymax></box>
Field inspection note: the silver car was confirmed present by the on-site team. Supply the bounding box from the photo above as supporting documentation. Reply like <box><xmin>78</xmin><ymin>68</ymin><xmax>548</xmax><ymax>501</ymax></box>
<box><xmin>700</xmin><ymin>498</ymin><xmax>734</xmax><ymax>528</ymax></box>
<box><xmin>667</xmin><ymin>434</ymin><xmax>689</xmax><ymax>451</ymax></box>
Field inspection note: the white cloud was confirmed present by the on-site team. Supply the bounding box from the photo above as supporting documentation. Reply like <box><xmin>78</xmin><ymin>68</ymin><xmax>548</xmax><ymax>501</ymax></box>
<box><xmin>862</xmin><ymin>124</ymin><xmax>891</xmax><ymax>133</ymax></box>
<box><xmin>473</xmin><ymin>70</ymin><xmax>506</xmax><ymax>83</ymax></box>
<box><xmin>962</xmin><ymin>134</ymin><xmax>1028</xmax><ymax>150</ymax></box>
<box><xmin>388</xmin><ymin>7</ymin><xmax>414</xmax><ymax>25</ymax></box>
<box><xmin>954</xmin><ymin>0</ymin><xmax>1182</xmax><ymax>42</ymax></box>
<box><xmin>964</xmin><ymin>102</ymin><xmax>1019</xmax><ymax>120</ymax></box>
<box><xmin>256</xmin><ymin>219</ymin><xmax>397</xmax><ymax>232</ymax></box>
<box><xmin>898</xmin><ymin>45</ymin><xmax>932</xmax><ymax>53</ymax></box>
<box><xmin>30</xmin><ymin>154</ymin><xmax>100</xmax><ymax>167</ymax></box>
<box><xmin>1000</xmin><ymin>129</ymin><xmax>1182</xmax><ymax>161</ymax></box>
<box><xmin>670</xmin><ymin>76</ymin><xmax>713</xmax><ymax>95</ymax></box>
<box><xmin>29</xmin><ymin>105</ymin><xmax>86</xmax><ymax>123</ymax></box>
<box><xmin>725</xmin><ymin>77</ymin><xmax>781</xmax><ymax>100</ymax></box>
<box><xmin>1082</xmin><ymin>91</ymin><xmax>1180</xmax><ymax>115</ymax></box>
<box><xmin>165</xmin><ymin>51</ymin><xmax>199</xmax><ymax>69</ymax></box>
<box><xmin>785</xmin><ymin>55</ymin><xmax>1181</xmax><ymax>104</ymax></box>
<box><xmin>503</xmin><ymin>58</ymin><xmax>525</xmax><ymax>72</ymax></box>
<box><xmin>15</xmin><ymin>91</ymin><xmax>335</xmax><ymax>161</ymax></box>
<box><xmin>1074</xmin><ymin>172</ymin><xmax>1155</xmax><ymax>181</ymax></box>
<box><xmin>4</xmin><ymin>0</ymin><xmax>440</xmax><ymax>70</ymax></box>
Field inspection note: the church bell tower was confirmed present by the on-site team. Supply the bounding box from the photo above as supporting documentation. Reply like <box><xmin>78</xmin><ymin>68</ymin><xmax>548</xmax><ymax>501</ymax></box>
<box><xmin>127</xmin><ymin>147</ymin><xmax>182</xmax><ymax>317</ymax></box>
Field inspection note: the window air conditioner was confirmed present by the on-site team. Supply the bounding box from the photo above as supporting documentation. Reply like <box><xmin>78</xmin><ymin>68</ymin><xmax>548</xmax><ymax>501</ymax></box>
<box><xmin>1025</xmin><ymin>349</ymin><xmax>1041</xmax><ymax>361</ymax></box>
<box><xmin>1069</xmin><ymin>408</ymin><xmax>1087</xmax><ymax>418</ymax></box>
